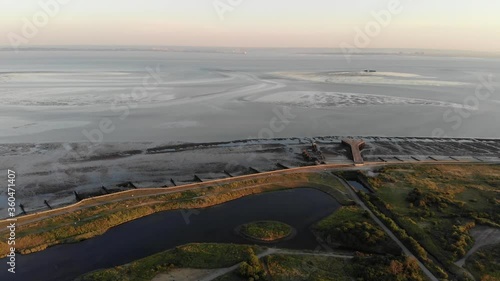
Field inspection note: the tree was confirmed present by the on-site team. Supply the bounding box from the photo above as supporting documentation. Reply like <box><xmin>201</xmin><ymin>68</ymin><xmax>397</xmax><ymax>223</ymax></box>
<box><xmin>238</xmin><ymin>248</ymin><xmax>266</xmax><ymax>281</ymax></box>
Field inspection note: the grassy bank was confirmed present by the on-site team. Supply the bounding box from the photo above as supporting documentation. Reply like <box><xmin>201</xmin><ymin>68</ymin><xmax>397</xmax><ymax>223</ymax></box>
<box><xmin>363</xmin><ymin>164</ymin><xmax>500</xmax><ymax>279</ymax></box>
<box><xmin>358</xmin><ymin>192</ymin><xmax>449</xmax><ymax>279</ymax></box>
<box><xmin>80</xmin><ymin>243</ymin><xmax>428</xmax><ymax>281</ymax></box>
<box><xmin>0</xmin><ymin>172</ymin><xmax>351</xmax><ymax>257</ymax></box>
<box><xmin>262</xmin><ymin>254</ymin><xmax>349</xmax><ymax>281</ymax></box>
<box><xmin>313</xmin><ymin>205</ymin><xmax>400</xmax><ymax>255</ymax></box>
<box><xmin>76</xmin><ymin>243</ymin><xmax>263</xmax><ymax>281</ymax></box>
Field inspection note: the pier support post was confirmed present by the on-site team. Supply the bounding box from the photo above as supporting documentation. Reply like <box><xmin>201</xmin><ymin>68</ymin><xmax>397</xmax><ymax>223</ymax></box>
<box><xmin>249</xmin><ymin>167</ymin><xmax>260</xmax><ymax>173</ymax></box>
<box><xmin>101</xmin><ymin>186</ymin><xmax>109</xmax><ymax>194</ymax></box>
<box><xmin>276</xmin><ymin>163</ymin><xmax>290</xmax><ymax>169</ymax></box>
<box><xmin>194</xmin><ymin>175</ymin><xmax>203</xmax><ymax>182</ymax></box>
<box><xmin>44</xmin><ymin>200</ymin><xmax>53</xmax><ymax>210</ymax></box>
<box><xmin>74</xmin><ymin>191</ymin><xmax>82</xmax><ymax>202</ymax></box>
<box><xmin>19</xmin><ymin>203</ymin><xmax>27</xmax><ymax>215</ymax></box>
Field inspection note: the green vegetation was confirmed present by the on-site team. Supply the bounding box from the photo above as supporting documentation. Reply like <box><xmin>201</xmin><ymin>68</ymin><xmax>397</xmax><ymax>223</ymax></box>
<box><xmin>77</xmin><ymin>243</ymin><xmax>262</xmax><ymax>281</ymax></box>
<box><xmin>313</xmin><ymin>206</ymin><xmax>400</xmax><ymax>254</ymax></box>
<box><xmin>347</xmin><ymin>255</ymin><xmax>426</xmax><ymax>281</ymax></box>
<box><xmin>358</xmin><ymin>192</ymin><xmax>449</xmax><ymax>279</ymax></box>
<box><xmin>363</xmin><ymin>164</ymin><xmax>500</xmax><ymax>279</ymax></box>
<box><xmin>237</xmin><ymin>248</ymin><xmax>267</xmax><ymax>281</ymax></box>
<box><xmin>217</xmin><ymin>254</ymin><xmax>427</xmax><ymax>281</ymax></box>
<box><xmin>82</xmin><ymin>248</ymin><xmax>430</xmax><ymax>281</ymax></box>
<box><xmin>0</xmin><ymin>172</ymin><xmax>351</xmax><ymax>257</ymax></box>
<box><xmin>465</xmin><ymin>243</ymin><xmax>500</xmax><ymax>281</ymax></box>
<box><xmin>215</xmin><ymin>254</ymin><xmax>350</xmax><ymax>281</ymax></box>
<box><xmin>240</xmin><ymin>221</ymin><xmax>292</xmax><ymax>242</ymax></box>
<box><xmin>263</xmin><ymin>254</ymin><xmax>350</xmax><ymax>281</ymax></box>
<box><xmin>82</xmin><ymin>247</ymin><xmax>428</xmax><ymax>281</ymax></box>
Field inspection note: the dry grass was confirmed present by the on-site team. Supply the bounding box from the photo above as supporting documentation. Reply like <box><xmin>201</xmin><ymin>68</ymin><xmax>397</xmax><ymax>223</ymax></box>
<box><xmin>0</xmin><ymin>172</ymin><xmax>350</xmax><ymax>257</ymax></box>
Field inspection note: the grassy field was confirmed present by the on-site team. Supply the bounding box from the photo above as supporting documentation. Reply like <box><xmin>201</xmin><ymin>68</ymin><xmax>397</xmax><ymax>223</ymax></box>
<box><xmin>76</xmin><ymin>243</ymin><xmax>263</xmax><ymax>281</ymax></box>
<box><xmin>263</xmin><ymin>254</ymin><xmax>349</xmax><ymax>281</ymax></box>
<box><xmin>216</xmin><ymin>254</ymin><xmax>427</xmax><ymax>281</ymax></box>
<box><xmin>313</xmin><ymin>205</ymin><xmax>400</xmax><ymax>255</ymax></box>
<box><xmin>0</xmin><ymin>172</ymin><xmax>352</xmax><ymax>257</ymax></box>
<box><xmin>465</xmin><ymin>243</ymin><xmax>500</xmax><ymax>281</ymax></box>
<box><xmin>80</xmin><ymin>244</ymin><xmax>428</xmax><ymax>281</ymax></box>
<box><xmin>364</xmin><ymin>164</ymin><xmax>500</xmax><ymax>278</ymax></box>
<box><xmin>239</xmin><ymin>221</ymin><xmax>292</xmax><ymax>242</ymax></box>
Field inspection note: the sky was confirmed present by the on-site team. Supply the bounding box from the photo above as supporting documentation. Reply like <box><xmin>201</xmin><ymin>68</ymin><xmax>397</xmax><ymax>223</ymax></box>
<box><xmin>1</xmin><ymin>0</ymin><xmax>500</xmax><ymax>52</ymax></box>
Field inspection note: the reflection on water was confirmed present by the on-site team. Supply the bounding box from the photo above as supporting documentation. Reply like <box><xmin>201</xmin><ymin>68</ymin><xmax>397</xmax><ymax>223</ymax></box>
<box><xmin>347</xmin><ymin>180</ymin><xmax>371</xmax><ymax>193</ymax></box>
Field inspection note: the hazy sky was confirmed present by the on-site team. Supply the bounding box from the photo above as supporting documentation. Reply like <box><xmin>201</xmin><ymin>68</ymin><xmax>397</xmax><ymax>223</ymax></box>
<box><xmin>1</xmin><ymin>0</ymin><xmax>499</xmax><ymax>52</ymax></box>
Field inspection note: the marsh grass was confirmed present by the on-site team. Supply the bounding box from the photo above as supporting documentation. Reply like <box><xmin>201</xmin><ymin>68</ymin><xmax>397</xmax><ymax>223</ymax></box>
<box><xmin>76</xmin><ymin>243</ymin><xmax>263</xmax><ymax>281</ymax></box>
<box><xmin>365</xmin><ymin>164</ymin><xmax>500</xmax><ymax>279</ymax></box>
<box><xmin>0</xmin><ymin>172</ymin><xmax>350</xmax><ymax>257</ymax></box>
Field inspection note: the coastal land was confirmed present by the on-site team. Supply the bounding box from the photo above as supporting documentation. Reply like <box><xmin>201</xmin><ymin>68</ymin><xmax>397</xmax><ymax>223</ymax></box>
<box><xmin>0</xmin><ymin>137</ymin><xmax>499</xmax><ymax>281</ymax></box>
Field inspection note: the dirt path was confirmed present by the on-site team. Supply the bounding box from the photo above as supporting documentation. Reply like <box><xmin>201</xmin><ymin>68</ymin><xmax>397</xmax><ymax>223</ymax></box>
<box><xmin>197</xmin><ymin>248</ymin><xmax>353</xmax><ymax>281</ymax></box>
<box><xmin>152</xmin><ymin>269</ymin><xmax>214</xmax><ymax>281</ymax></box>
<box><xmin>1</xmin><ymin>160</ymin><xmax>488</xmax><ymax>231</ymax></box>
<box><xmin>273</xmin><ymin>249</ymin><xmax>354</xmax><ymax>259</ymax></box>
<box><xmin>198</xmin><ymin>248</ymin><xmax>278</xmax><ymax>281</ymax></box>
<box><xmin>9</xmin><ymin>183</ymin><xmax>280</xmax><ymax>237</ymax></box>
<box><xmin>455</xmin><ymin>226</ymin><xmax>500</xmax><ymax>267</ymax></box>
<box><xmin>334</xmin><ymin>175</ymin><xmax>440</xmax><ymax>281</ymax></box>
<box><xmin>0</xmin><ymin>163</ymin><xmax>353</xmax><ymax>230</ymax></box>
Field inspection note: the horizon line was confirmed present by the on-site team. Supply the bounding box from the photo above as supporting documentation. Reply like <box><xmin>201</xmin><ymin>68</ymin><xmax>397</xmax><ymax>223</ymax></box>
<box><xmin>1</xmin><ymin>45</ymin><xmax>499</xmax><ymax>54</ymax></box>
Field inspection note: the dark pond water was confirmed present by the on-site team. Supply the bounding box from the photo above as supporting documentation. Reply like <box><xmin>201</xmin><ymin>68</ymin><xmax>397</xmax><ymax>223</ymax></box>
<box><xmin>1</xmin><ymin>188</ymin><xmax>340</xmax><ymax>281</ymax></box>
<box><xmin>347</xmin><ymin>180</ymin><xmax>371</xmax><ymax>193</ymax></box>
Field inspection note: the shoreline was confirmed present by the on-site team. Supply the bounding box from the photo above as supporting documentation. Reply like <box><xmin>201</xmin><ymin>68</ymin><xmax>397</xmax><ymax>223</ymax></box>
<box><xmin>235</xmin><ymin>221</ymin><xmax>297</xmax><ymax>244</ymax></box>
<box><xmin>1</xmin><ymin>161</ymin><xmax>499</xmax><ymax>258</ymax></box>
<box><xmin>2</xmin><ymin>136</ymin><xmax>500</xmax><ymax>218</ymax></box>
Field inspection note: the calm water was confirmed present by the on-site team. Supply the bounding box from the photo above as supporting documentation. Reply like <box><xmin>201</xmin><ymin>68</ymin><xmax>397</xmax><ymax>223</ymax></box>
<box><xmin>347</xmin><ymin>180</ymin><xmax>371</xmax><ymax>193</ymax></box>
<box><xmin>0</xmin><ymin>188</ymin><xmax>340</xmax><ymax>281</ymax></box>
<box><xmin>1</xmin><ymin>49</ymin><xmax>500</xmax><ymax>143</ymax></box>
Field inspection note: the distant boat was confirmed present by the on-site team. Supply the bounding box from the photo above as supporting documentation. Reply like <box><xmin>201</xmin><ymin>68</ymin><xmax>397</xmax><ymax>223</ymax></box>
<box><xmin>363</xmin><ymin>69</ymin><xmax>376</xmax><ymax>73</ymax></box>
<box><xmin>232</xmin><ymin>49</ymin><xmax>247</xmax><ymax>55</ymax></box>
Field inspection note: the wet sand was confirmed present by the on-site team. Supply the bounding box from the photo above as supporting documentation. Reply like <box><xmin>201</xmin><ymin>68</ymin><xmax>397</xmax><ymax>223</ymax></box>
<box><xmin>1</xmin><ymin>136</ymin><xmax>499</xmax><ymax>217</ymax></box>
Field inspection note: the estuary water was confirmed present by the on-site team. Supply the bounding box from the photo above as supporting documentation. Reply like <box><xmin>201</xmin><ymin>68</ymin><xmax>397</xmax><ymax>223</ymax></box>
<box><xmin>1</xmin><ymin>49</ymin><xmax>500</xmax><ymax>143</ymax></box>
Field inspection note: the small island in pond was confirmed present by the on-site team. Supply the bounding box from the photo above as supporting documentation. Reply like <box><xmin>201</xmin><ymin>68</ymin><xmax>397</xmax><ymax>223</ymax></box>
<box><xmin>238</xmin><ymin>221</ymin><xmax>293</xmax><ymax>242</ymax></box>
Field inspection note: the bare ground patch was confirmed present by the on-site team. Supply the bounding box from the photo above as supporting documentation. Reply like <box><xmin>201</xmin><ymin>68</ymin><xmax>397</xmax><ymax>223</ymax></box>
<box><xmin>456</xmin><ymin>226</ymin><xmax>500</xmax><ymax>267</ymax></box>
<box><xmin>151</xmin><ymin>268</ymin><xmax>215</xmax><ymax>281</ymax></box>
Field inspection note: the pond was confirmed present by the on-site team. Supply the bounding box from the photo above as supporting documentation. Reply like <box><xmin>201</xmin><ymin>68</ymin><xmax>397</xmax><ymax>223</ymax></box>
<box><xmin>0</xmin><ymin>188</ymin><xmax>340</xmax><ymax>281</ymax></box>
<box><xmin>347</xmin><ymin>180</ymin><xmax>371</xmax><ymax>193</ymax></box>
